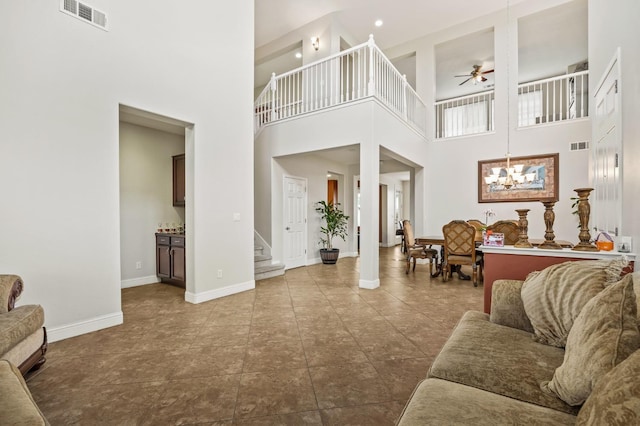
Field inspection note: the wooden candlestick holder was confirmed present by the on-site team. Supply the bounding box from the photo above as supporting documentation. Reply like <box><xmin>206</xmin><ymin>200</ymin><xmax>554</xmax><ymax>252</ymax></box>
<box><xmin>539</xmin><ymin>201</ymin><xmax>562</xmax><ymax>250</ymax></box>
<box><xmin>572</xmin><ymin>188</ymin><xmax>599</xmax><ymax>252</ymax></box>
<box><xmin>514</xmin><ymin>209</ymin><xmax>533</xmax><ymax>248</ymax></box>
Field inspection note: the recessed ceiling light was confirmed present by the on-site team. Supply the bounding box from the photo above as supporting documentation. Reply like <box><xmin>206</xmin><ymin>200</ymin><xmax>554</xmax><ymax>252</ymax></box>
<box><xmin>295</xmin><ymin>52</ymin><xmax>302</xmax><ymax>59</ymax></box>
<box><xmin>375</xmin><ymin>19</ymin><xmax>383</xmax><ymax>27</ymax></box>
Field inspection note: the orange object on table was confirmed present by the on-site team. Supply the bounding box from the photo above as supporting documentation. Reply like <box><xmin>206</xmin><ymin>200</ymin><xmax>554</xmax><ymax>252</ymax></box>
<box><xmin>596</xmin><ymin>241</ymin><xmax>614</xmax><ymax>251</ymax></box>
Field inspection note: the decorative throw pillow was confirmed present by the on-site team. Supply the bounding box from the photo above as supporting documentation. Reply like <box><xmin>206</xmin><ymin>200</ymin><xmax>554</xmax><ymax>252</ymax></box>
<box><xmin>521</xmin><ymin>258</ymin><xmax>628</xmax><ymax>347</ymax></box>
<box><xmin>541</xmin><ymin>275</ymin><xmax>640</xmax><ymax>406</ymax></box>
<box><xmin>576</xmin><ymin>350</ymin><xmax>640</xmax><ymax>425</ymax></box>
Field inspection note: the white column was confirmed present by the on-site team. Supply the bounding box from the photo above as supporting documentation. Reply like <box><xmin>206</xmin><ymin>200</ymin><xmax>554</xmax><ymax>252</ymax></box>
<box><xmin>413</xmin><ymin>167</ymin><xmax>427</xmax><ymax>236</ymax></box>
<box><xmin>359</xmin><ymin>139</ymin><xmax>380</xmax><ymax>289</ymax></box>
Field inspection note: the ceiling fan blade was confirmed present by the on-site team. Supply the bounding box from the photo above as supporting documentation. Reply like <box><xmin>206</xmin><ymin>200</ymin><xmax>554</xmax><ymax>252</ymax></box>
<box><xmin>481</xmin><ymin>76</ymin><xmax>488</xmax><ymax>82</ymax></box>
<box><xmin>481</xmin><ymin>69</ymin><xmax>495</xmax><ymax>74</ymax></box>
<box><xmin>455</xmin><ymin>74</ymin><xmax>471</xmax><ymax>77</ymax></box>
<box><xmin>459</xmin><ymin>77</ymin><xmax>472</xmax><ymax>86</ymax></box>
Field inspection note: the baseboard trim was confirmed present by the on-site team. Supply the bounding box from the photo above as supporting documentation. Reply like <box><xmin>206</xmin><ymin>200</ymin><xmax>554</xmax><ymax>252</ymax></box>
<box><xmin>359</xmin><ymin>278</ymin><xmax>380</xmax><ymax>289</ymax></box>
<box><xmin>185</xmin><ymin>280</ymin><xmax>255</xmax><ymax>304</ymax></box>
<box><xmin>47</xmin><ymin>311</ymin><xmax>123</xmax><ymax>343</ymax></box>
<box><xmin>121</xmin><ymin>275</ymin><xmax>158</xmax><ymax>288</ymax></box>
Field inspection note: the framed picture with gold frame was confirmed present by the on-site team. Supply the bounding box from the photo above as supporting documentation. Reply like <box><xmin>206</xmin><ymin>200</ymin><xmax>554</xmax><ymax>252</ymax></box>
<box><xmin>478</xmin><ymin>153</ymin><xmax>559</xmax><ymax>203</ymax></box>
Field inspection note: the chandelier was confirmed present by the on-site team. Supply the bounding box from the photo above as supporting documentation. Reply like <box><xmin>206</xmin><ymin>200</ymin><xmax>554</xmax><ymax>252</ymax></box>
<box><xmin>483</xmin><ymin>0</ymin><xmax>525</xmax><ymax>192</ymax></box>
<box><xmin>484</xmin><ymin>155</ymin><xmax>536</xmax><ymax>190</ymax></box>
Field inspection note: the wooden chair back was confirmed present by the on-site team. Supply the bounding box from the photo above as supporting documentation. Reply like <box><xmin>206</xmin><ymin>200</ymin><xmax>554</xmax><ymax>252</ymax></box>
<box><xmin>466</xmin><ymin>219</ymin><xmax>485</xmax><ymax>241</ymax></box>
<box><xmin>487</xmin><ymin>220</ymin><xmax>520</xmax><ymax>245</ymax></box>
<box><xmin>443</xmin><ymin>220</ymin><xmax>475</xmax><ymax>256</ymax></box>
<box><xmin>402</xmin><ymin>220</ymin><xmax>415</xmax><ymax>248</ymax></box>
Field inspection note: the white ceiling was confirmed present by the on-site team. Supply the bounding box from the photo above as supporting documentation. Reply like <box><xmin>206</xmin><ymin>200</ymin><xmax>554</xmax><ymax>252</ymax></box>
<box><xmin>255</xmin><ymin>0</ymin><xmax>588</xmax><ymax>102</ymax></box>
<box><xmin>255</xmin><ymin>0</ymin><xmax>524</xmax><ymax>51</ymax></box>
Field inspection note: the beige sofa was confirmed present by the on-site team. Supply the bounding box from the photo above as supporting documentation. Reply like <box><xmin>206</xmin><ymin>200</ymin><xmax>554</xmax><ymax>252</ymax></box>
<box><xmin>0</xmin><ymin>275</ymin><xmax>47</xmax><ymax>375</ymax></box>
<box><xmin>398</xmin><ymin>261</ymin><xmax>640</xmax><ymax>425</ymax></box>
<box><xmin>0</xmin><ymin>359</ymin><xmax>49</xmax><ymax>425</ymax></box>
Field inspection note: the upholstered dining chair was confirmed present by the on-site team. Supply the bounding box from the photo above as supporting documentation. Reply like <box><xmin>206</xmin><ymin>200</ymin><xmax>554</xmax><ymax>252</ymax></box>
<box><xmin>403</xmin><ymin>220</ymin><xmax>439</xmax><ymax>275</ymax></box>
<box><xmin>442</xmin><ymin>220</ymin><xmax>483</xmax><ymax>287</ymax></box>
<box><xmin>486</xmin><ymin>220</ymin><xmax>520</xmax><ymax>245</ymax></box>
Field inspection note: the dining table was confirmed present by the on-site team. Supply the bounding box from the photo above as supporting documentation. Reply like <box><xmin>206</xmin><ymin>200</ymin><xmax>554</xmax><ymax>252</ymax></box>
<box><xmin>416</xmin><ymin>235</ymin><xmax>574</xmax><ymax>279</ymax></box>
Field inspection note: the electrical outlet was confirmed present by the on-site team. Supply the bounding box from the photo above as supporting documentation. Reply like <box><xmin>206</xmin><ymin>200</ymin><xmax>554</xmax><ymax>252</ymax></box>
<box><xmin>217</xmin><ymin>269</ymin><xmax>223</xmax><ymax>278</ymax></box>
<box><xmin>135</xmin><ymin>261</ymin><xmax>142</xmax><ymax>270</ymax></box>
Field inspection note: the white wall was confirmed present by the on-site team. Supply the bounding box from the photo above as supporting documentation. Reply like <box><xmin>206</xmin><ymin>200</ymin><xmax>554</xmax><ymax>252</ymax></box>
<box><xmin>589</xmin><ymin>0</ymin><xmax>640</xmax><ymax>261</ymax></box>
<box><xmin>119</xmin><ymin>122</ymin><xmax>184</xmax><ymax>286</ymax></box>
<box><xmin>385</xmin><ymin>0</ymin><xmax>591</xmax><ymax>242</ymax></box>
<box><xmin>0</xmin><ymin>1</ymin><xmax>254</xmax><ymax>341</ymax></box>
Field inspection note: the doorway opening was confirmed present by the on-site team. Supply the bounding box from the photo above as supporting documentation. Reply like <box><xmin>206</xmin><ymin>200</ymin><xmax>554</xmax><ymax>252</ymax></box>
<box><xmin>118</xmin><ymin>105</ymin><xmax>194</xmax><ymax>295</ymax></box>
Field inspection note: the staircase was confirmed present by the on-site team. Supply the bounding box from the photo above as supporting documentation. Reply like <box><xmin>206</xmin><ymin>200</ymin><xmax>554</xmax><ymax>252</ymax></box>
<box><xmin>254</xmin><ymin>245</ymin><xmax>285</xmax><ymax>281</ymax></box>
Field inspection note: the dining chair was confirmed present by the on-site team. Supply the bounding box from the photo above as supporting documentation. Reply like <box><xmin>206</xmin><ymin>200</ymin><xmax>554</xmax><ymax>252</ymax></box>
<box><xmin>466</xmin><ymin>219</ymin><xmax>486</xmax><ymax>241</ymax></box>
<box><xmin>396</xmin><ymin>220</ymin><xmax>406</xmax><ymax>253</ymax></box>
<box><xmin>442</xmin><ymin>220</ymin><xmax>483</xmax><ymax>287</ymax></box>
<box><xmin>486</xmin><ymin>220</ymin><xmax>520</xmax><ymax>245</ymax></box>
<box><xmin>402</xmin><ymin>220</ymin><xmax>439</xmax><ymax>275</ymax></box>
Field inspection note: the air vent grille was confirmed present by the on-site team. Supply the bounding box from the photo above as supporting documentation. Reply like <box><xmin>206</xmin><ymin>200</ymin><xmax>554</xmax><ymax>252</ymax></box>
<box><xmin>60</xmin><ymin>0</ymin><xmax>108</xmax><ymax>31</ymax></box>
<box><xmin>78</xmin><ymin>3</ymin><xmax>92</xmax><ymax>21</ymax></box>
<box><xmin>63</xmin><ymin>0</ymin><xmax>77</xmax><ymax>14</ymax></box>
<box><xmin>570</xmin><ymin>141</ymin><xmax>590</xmax><ymax>151</ymax></box>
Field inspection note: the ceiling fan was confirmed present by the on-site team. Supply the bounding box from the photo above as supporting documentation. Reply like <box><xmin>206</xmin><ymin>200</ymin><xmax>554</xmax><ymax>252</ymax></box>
<box><xmin>455</xmin><ymin>65</ymin><xmax>495</xmax><ymax>86</ymax></box>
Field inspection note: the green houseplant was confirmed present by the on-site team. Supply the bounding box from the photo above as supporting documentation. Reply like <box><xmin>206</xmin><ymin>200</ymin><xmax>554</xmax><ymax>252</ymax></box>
<box><xmin>315</xmin><ymin>201</ymin><xmax>350</xmax><ymax>264</ymax></box>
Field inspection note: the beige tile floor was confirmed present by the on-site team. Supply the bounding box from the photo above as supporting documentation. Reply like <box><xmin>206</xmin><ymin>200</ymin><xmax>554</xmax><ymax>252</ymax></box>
<box><xmin>26</xmin><ymin>246</ymin><xmax>483</xmax><ymax>425</ymax></box>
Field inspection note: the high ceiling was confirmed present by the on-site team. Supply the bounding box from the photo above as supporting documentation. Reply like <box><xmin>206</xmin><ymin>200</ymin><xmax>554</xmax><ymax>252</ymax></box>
<box><xmin>253</xmin><ymin>0</ymin><xmax>587</xmax><ymax>176</ymax></box>
<box><xmin>255</xmin><ymin>0</ymin><xmax>524</xmax><ymax>50</ymax></box>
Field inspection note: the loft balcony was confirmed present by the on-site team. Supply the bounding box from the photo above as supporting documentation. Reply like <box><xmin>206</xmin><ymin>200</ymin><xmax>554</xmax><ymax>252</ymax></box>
<box><xmin>434</xmin><ymin>70</ymin><xmax>589</xmax><ymax>139</ymax></box>
<box><xmin>254</xmin><ymin>36</ymin><xmax>426</xmax><ymax>138</ymax></box>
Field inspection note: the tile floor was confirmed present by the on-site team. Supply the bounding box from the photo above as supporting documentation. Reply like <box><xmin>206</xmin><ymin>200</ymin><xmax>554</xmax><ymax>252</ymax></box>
<box><xmin>26</xmin><ymin>246</ymin><xmax>483</xmax><ymax>425</ymax></box>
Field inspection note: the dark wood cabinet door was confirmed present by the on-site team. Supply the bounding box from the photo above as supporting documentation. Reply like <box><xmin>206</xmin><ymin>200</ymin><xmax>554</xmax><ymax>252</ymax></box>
<box><xmin>157</xmin><ymin>246</ymin><xmax>171</xmax><ymax>278</ymax></box>
<box><xmin>173</xmin><ymin>154</ymin><xmax>185</xmax><ymax>207</ymax></box>
<box><xmin>171</xmin><ymin>246</ymin><xmax>186</xmax><ymax>282</ymax></box>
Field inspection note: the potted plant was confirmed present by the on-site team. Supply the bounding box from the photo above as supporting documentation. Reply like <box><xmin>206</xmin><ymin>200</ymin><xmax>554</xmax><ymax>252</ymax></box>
<box><xmin>315</xmin><ymin>200</ymin><xmax>350</xmax><ymax>264</ymax></box>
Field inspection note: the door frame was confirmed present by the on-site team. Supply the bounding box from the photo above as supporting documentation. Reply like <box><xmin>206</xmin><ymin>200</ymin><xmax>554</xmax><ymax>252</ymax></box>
<box><xmin>592</xmin><ymin>48</ymin><xmax>622</xmax><ymax>236</ymax></box>
<box><xmin>283</xmin><ymin>175</ymin><xmax>308</xmax><ymax>269</ymax></box>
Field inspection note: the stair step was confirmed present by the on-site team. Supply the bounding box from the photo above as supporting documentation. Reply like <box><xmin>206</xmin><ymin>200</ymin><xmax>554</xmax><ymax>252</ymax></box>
<box><xmin>254</xmin><ymin>255</ymin><xmax>272</xmax><ymax>268</ymax></box>
<box><xmin>254</xmin><ymin>245</ymin><xmax>264</xmax><ymax>256</ymax></box>
<box><xmin>255</xmin><ymin>262</ymin><xmax>285</xmax><ymax>281</ymax></box>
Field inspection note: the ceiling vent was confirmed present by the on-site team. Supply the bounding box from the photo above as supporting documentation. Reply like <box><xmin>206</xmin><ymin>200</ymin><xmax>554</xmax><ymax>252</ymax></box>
<box><xmin>570</xmin><ymin>141</ymin><xmax>590</xmax><ymax>151</ymax></box>
<box><xmin>60</xmin><ymin>0</ymin><xmax>108</xmax><ymax>31</ymax></box>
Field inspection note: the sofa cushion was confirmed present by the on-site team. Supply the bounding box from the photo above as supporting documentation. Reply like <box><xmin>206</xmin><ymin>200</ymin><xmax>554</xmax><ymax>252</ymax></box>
<box><xmin>428</xmin><ymin>311</ymin><xmax>577</xmax><ymax>415</ymax></box>
<box><xmin>0</xmin><ymin>359</ymin><xmax>48</xmax><ymax>425</ymax></box>
<box><xmin>397</xmin><ymin>378</ymin><xmax>577</xmax><ymax>426</ymax></box>
<box><xmin>542</xmin><ymin>275</ymin><xmax>640</xmax><ymax>406</ymax></box>
<box><xmin>0</xmin><ymin>305</ymin><xmax>45</xmax><ymax>356</ymax></box>
<box><xmin>521</xmin><ymin>258</ymin><xmax>627</xmax><ymax>348</ymax></box>
<box><xmin>490</xmin><ymin>279</ymin><xmax>533</xmax><ymax>333</ymax></box>
<box><xmin>576</xmin><ymin>349</ymin><xmax>640</xmax><ymax>425</ymax></box>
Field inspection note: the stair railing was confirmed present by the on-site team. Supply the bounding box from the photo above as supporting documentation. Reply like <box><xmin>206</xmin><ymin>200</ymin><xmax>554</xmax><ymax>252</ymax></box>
<box><xmin>254</xmin><ymin>35</ymin><xmax>426</xmax><ymax>136</ymax></box>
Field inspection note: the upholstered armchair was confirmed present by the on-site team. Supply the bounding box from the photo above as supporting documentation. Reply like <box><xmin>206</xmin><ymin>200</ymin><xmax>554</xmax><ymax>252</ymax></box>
<box><xmin>0</xmin><ymin>275</ymin><xmax>47</xmax><ymax>375</ymax></box>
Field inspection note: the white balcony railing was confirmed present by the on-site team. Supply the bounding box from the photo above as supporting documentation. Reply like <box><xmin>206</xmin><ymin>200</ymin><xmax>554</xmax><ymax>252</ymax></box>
<box><xmin>435</xmin><ymin>70</ymin><xmax>589</xmax><ymax>140</ymax></box>
<box><xmin>254</xmin><ymin>35</ymin><xmax>426</xmax><ymax>136</ymax></box>
<box><xmin>518</xmin><ymin>70</ymin><xmax>589</xmax><ymax>126</ymax></box>
<box><xmin>434</xmin><ymin>90</ymin><xmax>495</xmax><ymax>139</ymax></box>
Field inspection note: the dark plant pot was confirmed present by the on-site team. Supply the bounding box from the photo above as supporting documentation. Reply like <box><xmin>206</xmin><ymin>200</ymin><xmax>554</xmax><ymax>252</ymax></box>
<box><xmin>320</xmin><ymin>248</ymin><xmax>340</xmax><ymax>264</ymax></box>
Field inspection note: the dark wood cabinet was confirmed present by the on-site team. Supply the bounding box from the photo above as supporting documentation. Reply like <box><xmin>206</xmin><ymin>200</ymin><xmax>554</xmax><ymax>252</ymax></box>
<box><xmin>173</xmin><ymin>154</ymin><xmax>185</xmax><ymax>207</ymax></box>
<box><xmin>156</xmin><ymin>233</ymin><xmax>185</xmax><ymax>288</ymax></box>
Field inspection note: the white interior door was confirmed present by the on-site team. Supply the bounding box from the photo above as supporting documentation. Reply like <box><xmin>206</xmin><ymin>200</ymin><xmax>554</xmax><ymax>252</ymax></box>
<box><xmin>593</xmin><ymin>51</ymin><xmax>622</xmax><ymax>236</ymax></box>
<box><xmin>283</xmin><ymin>176</ymin><xmax>307</xmax><ymax>269</ymax></box>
